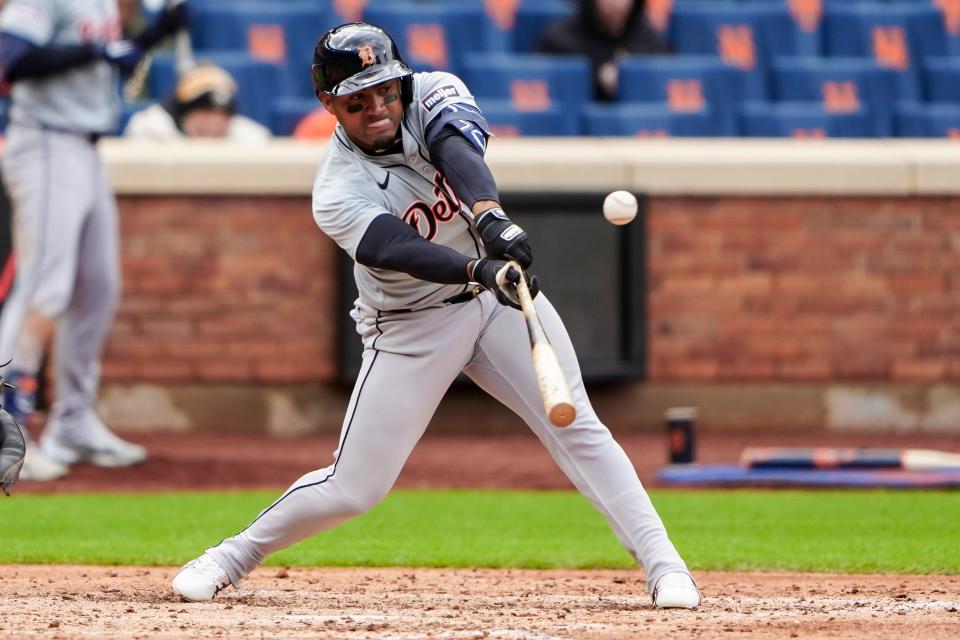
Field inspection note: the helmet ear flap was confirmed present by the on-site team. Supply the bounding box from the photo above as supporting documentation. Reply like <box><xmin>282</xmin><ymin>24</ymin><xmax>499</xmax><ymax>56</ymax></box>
<box><xmin>401</xmin><ymin>74</ymin><xmax>413</xmax><ymax>105</ymax></box>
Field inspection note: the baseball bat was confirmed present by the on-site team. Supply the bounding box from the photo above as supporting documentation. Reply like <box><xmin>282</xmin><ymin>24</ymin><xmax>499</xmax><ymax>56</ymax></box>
<box><xmin>509</xmin><ymin>262</ymin><xmax>576</xmax><ymax>428</ymax></box>
<box><xmin>124</xmin><ymin>0</ymin><xmax>194</xmax><ymax>102</ymax></box>
<box><xmin>740</xmin><ymin>447</ymin><xmax>960</xmax><ymax>470</ymax></box>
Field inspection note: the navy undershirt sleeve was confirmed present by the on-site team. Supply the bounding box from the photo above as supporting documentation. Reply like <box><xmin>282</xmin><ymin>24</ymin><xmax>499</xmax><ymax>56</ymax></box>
<box><xmin>356</xmin><ymin>213</ymin><xmax>473</xmax><ymax>284</ymax></box>
<box><xmin>0</xmin><ymin>32</ymin><xmax>97</xmax><ymax>81</ymax></box>
<box><xmin>428</xmin><ymin>129</ymin><xmax>500</xmax><ymax>209</ymax></box>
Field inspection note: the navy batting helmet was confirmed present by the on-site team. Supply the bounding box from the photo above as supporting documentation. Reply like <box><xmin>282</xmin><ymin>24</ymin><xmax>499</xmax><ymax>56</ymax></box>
<box><xmin>311</xmin><ymin>23</ymin><xmax>413</xmax><ymax>102</ymax></box>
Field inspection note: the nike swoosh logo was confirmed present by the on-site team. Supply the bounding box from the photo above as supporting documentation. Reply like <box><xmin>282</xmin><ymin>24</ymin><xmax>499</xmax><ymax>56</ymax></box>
<box><xmin>377</xmin><ymin>173</ymin><xmax>390</xmax><ymax>190</ymax></box>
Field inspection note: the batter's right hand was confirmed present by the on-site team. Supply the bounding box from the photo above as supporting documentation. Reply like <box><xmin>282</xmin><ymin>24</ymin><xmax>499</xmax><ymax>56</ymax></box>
<box><xmin>99</xmin><ymin>40</ymin><xmax>144</xmax><ymax>74</ymax></box>
<box><xmin>470</xmin><ymin>258</ymin><xmax>540</xmax><ymax>310</ymax></box>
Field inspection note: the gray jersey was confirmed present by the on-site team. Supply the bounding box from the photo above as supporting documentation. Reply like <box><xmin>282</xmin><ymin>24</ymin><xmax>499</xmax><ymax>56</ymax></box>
<box><xmin>312</xmin><ymin>71</ymin><xmax>484</xmax><ymax>312</ymax></box>
<box><xmin>0</xmin><ymin>0</ymin><xmax>120</xmax><ymax>133</ymax></box>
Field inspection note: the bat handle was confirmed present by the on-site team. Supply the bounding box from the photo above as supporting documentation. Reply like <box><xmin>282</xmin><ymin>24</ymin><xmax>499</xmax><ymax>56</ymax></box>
<box><xmin>509</xmin><ymin>262</ymin><xmax>577</xmax><ymax>428</ymax></box>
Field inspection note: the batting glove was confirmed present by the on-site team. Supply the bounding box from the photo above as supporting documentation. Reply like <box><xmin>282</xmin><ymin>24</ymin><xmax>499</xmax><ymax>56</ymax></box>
<box><xmin>475</xmin><ymin>207</ymin><xmax>533</xmax><ymax>269</ymax></box>
<box><xmin>470</xmin><ymin>258</ymin><xmax>540</xmax><ymax>310</ymax></box>
<box><xmin>135</xmin><ymin>1</ymin><xmax>190</xmax><ymax>51</ymax></box>
<box><xmin>99</xmin><ymin>40</ymin><xmax>144</xmax><ymax>74</ymax></box>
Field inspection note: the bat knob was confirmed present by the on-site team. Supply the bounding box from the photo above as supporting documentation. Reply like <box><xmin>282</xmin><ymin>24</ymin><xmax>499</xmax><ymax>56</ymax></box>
<box><xmin>549</xmin><ymin>403</ymin><xmax>576</xmax><ymax>428</ymax></box>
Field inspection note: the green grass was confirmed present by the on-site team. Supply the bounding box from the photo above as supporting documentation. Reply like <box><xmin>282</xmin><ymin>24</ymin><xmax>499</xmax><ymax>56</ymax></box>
<box><xmin>2</xmin><ymin>489</ymin><xmax>958</xmax><ymax>573</ymax></box>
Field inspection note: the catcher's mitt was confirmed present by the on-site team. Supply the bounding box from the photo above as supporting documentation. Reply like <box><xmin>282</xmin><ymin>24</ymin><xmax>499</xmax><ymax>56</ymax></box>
<box><xmin>0</xmin><ymin>398</ymin><xmax>26</xmax><ymax>496</ymax></box>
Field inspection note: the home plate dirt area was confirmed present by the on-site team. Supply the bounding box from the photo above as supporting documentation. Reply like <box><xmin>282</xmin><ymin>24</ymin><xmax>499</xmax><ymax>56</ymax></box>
<box><xmin>2</xmin><ymin>566</ymin><xmax>958</xmax><ymax>639</ymax></box>
<box><xmin>6</xmin><ymin>432</ymin><xmax>960</xmax><ymax>638</ymax></box>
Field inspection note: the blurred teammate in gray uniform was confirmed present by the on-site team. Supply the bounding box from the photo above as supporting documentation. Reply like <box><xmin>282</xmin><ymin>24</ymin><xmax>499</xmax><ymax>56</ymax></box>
<box><xmin>173</xmin><ymin>23</ymin><xmax>701</xmax><ymax>609</ymax></box>
<box><xmin>0</xmin><ymin>0</ymin><xmax>188</xmax><ymax>480</ymax></box>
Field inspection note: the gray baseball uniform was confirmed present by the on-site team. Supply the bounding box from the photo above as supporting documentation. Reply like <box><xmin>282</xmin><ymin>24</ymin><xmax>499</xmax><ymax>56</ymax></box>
<box><xmin>205</xmin><ymin>71</ymin><xmax>692</xmax><ymax>594</ymax></box>
<box><xmin>0</xmin><ymin>0</ymin><xmax>122</xmax><ymax>441</ymax></box>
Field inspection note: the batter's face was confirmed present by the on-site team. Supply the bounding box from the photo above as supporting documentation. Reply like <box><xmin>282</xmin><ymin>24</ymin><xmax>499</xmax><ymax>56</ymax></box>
<box><xmin>321</xmin><ymin>79</ymin><xmax>403</xmax><ymax>152</ymax></box>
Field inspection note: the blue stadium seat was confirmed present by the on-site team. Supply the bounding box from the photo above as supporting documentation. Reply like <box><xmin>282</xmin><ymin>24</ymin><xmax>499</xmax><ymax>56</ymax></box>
<box><xmin>772</xmin><ymin>57</ymin><xmax>898</xmax><ymax>135</ymax></box>
<box><xmin>896</xmin><ymin>102</ymin><xmax>960</xmax><ymax>137</ymax></box>
<box><xmin>148</xmin><ymin>51</ymin><xmax>280</xmax><ymax>127</ymax></box>
<box><xmin>925</xmin><ymin>57</ymin><xmax>960</xmax><ymax>102</ymax></box>
<box><xmin>475</xmin><ymin>99</ymin><xmax>573</xmax><ymax>136</ymax></box>
<box><xmin>364</xmin><ymin>2</ymin><xmax>496</xmax><ymax>74</ymax></box>
<box><xmin>617</xmin><ymin>55</ymin><xmax>748</xmax><ymax>135</ymax></box>
<box><xmin>513</xmin><ymin>0</ymin><xmax>576</xmax><ymax>52</ymax></box>
<box><xmin>462</xmin><ymin>54</ymin><xmax>590</xmax><ymax>134</ymax></box>
<box><xmin>669</xmin><ymin>2</ymin><xmax>769</xmax><ymax>101</ymax></box>
<box><xmin>905</xmin><ymin>0</ymin><xmax>960</xmax><ymax>58</ymax></box>
<box><xmin>583</xmin><ymin>103</ymin><xmax>717</xmax><ymax>137</ymax></box>
<box><xmin>740</xmin><ymin>101</ymin><xmax>875</xmax><ymax>137</ymax></box>
<box><xmin>189</xmin><ymin>2</ymin><xmax>332</xmax><ymax>98</ymax></box>
<box><xmin>824</xmin><ymin>3</ymin><xmax>926</xmax><ymax>102</ymax></box>
<box><xmin>749</xmin><ymin>0</ymin><xmax>823</xmax><ymax>58</ymax></box>
<box><xmin>271</xmin><ymin>97</ymin><xmax>320</xmax><ymax>136</ymax></box>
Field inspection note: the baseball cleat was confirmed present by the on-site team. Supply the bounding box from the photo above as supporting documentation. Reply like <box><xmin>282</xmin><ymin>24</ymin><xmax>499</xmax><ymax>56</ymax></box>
<box><xmin>19</xmin><ymin>442</ymin><xmax>69</xmax><ymax>481</ymax></box>
<box><xmin>172</xmin><ymin>554</ymin><xmax>231</xmax><ymax>602</ymax></box>
<box><xmin>41</xmin><ymin>410</ymin><xmax>147</xmax><ymax>468</ymax></box>
<box><xmin>652</xmin><ymin>571</ymin><xmax>702</xmax><ymax>609</ymax></box>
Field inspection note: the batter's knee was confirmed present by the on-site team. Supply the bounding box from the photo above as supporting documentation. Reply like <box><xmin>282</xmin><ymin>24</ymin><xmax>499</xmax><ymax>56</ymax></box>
<box><xmin>339</xmin><ymin>482</ymin><xmax>392</xmax><ymax>515</ymax></box>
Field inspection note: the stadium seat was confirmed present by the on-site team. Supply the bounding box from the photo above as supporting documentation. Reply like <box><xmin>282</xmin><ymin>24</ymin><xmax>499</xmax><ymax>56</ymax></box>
<box><xmin>474</xmin><ymin>99</ymin><xmax>573</xmax><ymax>136</ymax></box>
<box><xmin>148</xmin><ymin>51</ymin><xmax>280</xmax><ymax>127</ymax></box>
<box><xmin>824</xmin><ymin>3</ymin><xmax>926</xmax><ymax>102</ymax></box>
<box><xmin>583</xmin><ymin>103</ymin><xmax>717</xmax><ymax>137</ymax></box>
<box><xmin>772</xmin><ymin>57</ymin><xmax>898</xmax><ymax>135</ymax></box>
<box><xmin>896</xmin><ymin>102</ymin><xmax>960</xmax><ymax>137</ymax></box>
<box><xmin>461</xmin><ymin>54</ymin><xmax>591</xmax><ymax>134</ymax></box>
<box><xmin>906</xmin><ymin>0</ymin><xmax>960</xmax><ymax>58</ymax></box>
<box><xmin>271</xmin><ymin>97</ymin><xmax>323</xmax><ymax>137</ymax></box>
<box><xmin>750</xmin><ymin>0</ymin><xmax>823</xmax><ymax>59</ymax></box>
<box><xmin>189</xmin><ymin>2</ymin><xmax>332</xmax><ymax>98</ymax></box>
<box><xmin>512</xmin><ymin>0</ymin><xmax>577</xmax><ymax>53</ymax></box>
<box><xmin>669</xmin><ymin>2</ymin><xmax>769</xmax><ymax>101</ymax></box>
<box><xmin>739</xmin><ymin>101</ymin><xmax>875</xmax><ymax>137</ymax></box>
<box><xmin>617</xmin><ymin>55</ymin><xmax>748</xmax><ymax>135</ymax></box>
<box><xmin>363</xmin><ymin>2</ymin><xmax>497</xmax><ymax>75</ymax></box>
<box><xmin>924</xmin><ymin>57</ymin><xmax>960</xmax><ymax>103</ymax></box>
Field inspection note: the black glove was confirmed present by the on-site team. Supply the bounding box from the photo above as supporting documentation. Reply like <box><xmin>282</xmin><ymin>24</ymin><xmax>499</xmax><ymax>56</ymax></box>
<box><xmin>470</xmin><ymin>258</ymin><xmax>540</xmax><ymax>310</ymax></box>
<box><xmin>475</xmin><ymin>207</ymin><xmax>533</xmax><ymax>269</ymax></box>
<box><xmin>99</xmin><ymin>40</ymin><xmax>144</xmax><ymax>74</ymax></box>
<box><xmin>134</xmin><ymin>1</ymin><xmax>190</xmax><ymax>51</ymax></box>
<box><xmin>0</xmin><ymin>406</ymin><xmax>26</xmax><ymax>496</ymax></box>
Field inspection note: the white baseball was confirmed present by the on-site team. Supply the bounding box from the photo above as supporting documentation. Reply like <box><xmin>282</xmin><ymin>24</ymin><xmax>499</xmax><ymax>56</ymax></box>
<box><xmin>603</xmin><ymin>190</ymin><xmax>638</xmax><ymax>225</ymax></box>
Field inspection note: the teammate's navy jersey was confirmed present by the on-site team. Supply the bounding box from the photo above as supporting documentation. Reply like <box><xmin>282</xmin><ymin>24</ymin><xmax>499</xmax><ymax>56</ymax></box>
<box><xmin>312</xmin><ymin>71</ymin><xmax>485</xmax><ymax>312</ymax></box>
<box><xmin>0</xmin><ymin>0</ymin><xmax>121</xmax><ymax>133</ymax></box>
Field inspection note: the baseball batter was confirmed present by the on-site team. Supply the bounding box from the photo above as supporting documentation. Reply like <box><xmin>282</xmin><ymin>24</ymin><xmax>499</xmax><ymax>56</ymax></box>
<box><xmin>173</xmin><ymin>23</ymin><xmax>701</xmax><ymax>609</ymax></box>
<box><xmin>0</xmin><ymin>0</ymin><xmax>187</xmax><ymax>480</ymax></box>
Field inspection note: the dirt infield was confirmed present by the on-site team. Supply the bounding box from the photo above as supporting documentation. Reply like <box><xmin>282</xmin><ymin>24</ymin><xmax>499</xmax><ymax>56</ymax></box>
<box><xmin>7</xmin><ymin>430</ymin><xmax>960</xmax><ymax>638</ymax></box>
<box><xmin>2</xmin><ymin>565</ymin><xmax>958</xmax><ymax>639</ymax></box>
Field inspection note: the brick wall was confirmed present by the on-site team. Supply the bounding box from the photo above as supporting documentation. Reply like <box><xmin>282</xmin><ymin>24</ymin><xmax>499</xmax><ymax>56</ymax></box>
<box><xmin>648</xmin><ymin>197</ymin><xmax>960</xmax><ymax>382</ymax></box>
<box><xmin>107</xmin><ymin>196</ymin><xmax>338</xmax><ymax>383</ymax></box>
<box><xmin>106</xmin><ymin>195</ymin><xmax>960</xmax><ymax>387</ymax></box>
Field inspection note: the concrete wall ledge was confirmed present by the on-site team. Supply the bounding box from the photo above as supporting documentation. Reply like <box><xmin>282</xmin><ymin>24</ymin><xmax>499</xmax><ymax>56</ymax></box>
<box><xmin>101</xmin><ymin>138</ymin><xmax>960</xmax><ymax>197</ymax></box>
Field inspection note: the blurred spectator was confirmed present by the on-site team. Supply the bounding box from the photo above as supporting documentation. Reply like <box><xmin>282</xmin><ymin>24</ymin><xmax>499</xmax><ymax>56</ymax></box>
<box><xmin>292</xmin><ymin>108</ymin><xmax>338</xmax><ymax>140</ymax></box>
<box><xmin>537</xmin><ymin>0</ymin><xmax>669</xmax><ymax>101</ymax></box>
<box><xmin>125</xmin><ymin>63</ymin><xmax>271</xmax><ymax>142</ymax></box>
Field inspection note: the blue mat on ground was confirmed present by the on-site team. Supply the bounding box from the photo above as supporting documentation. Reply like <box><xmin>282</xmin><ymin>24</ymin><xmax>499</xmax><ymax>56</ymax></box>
<box><xmin>657</xmin><ymin>465</ymin><xmax>960</xmax><ymax>488</ymax></box>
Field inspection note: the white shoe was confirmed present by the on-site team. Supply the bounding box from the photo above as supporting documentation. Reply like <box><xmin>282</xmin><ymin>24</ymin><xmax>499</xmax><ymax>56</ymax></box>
<box><xmin>41</xmin><ymin>410</ymin><xmax>147</xmax><ymax>468</ymax></box>
<box><xmin>172</xmin><ymin>553</ymin><xmax>232</xmax><ymax>602</ymax></box>
<box><xmin>652</xmin><ymin>571</ymin><xmax>702</xmax><ymax>609</ymax></box>
<box><xmin>19</xmin><ymin>441</ymin><xmax>69</xmax><ymax>481</ymax></box>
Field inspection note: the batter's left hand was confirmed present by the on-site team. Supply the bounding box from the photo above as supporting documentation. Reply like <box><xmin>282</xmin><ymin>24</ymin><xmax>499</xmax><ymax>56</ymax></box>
<box><xmin>475</xmin><ymin>207</ymin><xmax>533</xmax><ymax>269</ymax></box>
<box><xmin>100</xmin><ymin>40</ymin><xmax>145</xmax><ymax>74</ymax></box>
